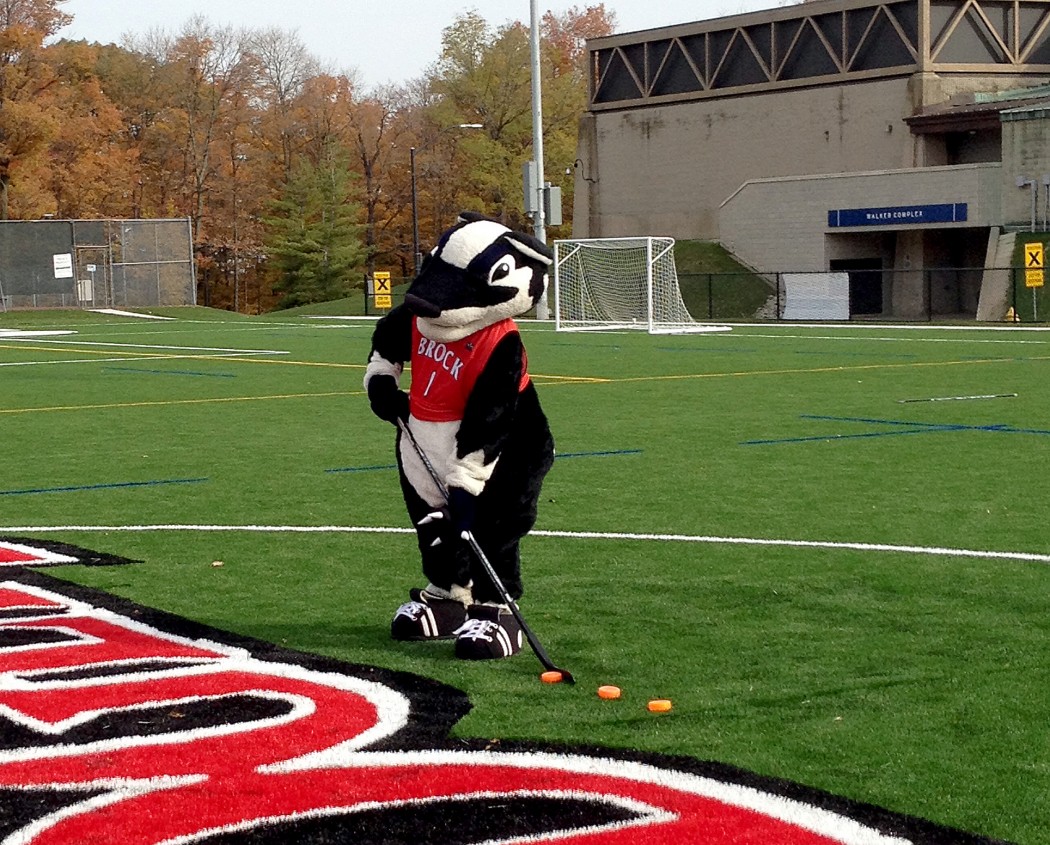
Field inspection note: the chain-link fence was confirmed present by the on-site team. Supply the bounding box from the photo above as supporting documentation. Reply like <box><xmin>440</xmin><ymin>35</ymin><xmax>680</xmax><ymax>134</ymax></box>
<box><xmin>679</xmin><ymin>267</ymin><xmax>1046</xmax><ymax>323</ymax></box>
<box><xmin>0</xmin><ymin>218</ymin><xmax>195</xmax><ymax>311</ymax></box>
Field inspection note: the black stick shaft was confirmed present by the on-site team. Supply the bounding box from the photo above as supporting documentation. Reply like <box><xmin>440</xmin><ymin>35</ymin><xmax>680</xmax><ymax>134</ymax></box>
<box><xmin>396</xmin><ymin>418</ymin><xmax>575</xmax><ymax>682</ymax></box>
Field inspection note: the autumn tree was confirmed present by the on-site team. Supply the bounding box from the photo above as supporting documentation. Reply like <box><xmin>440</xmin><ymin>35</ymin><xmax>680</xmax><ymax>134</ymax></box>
<box><xmin>249</xmin><ymin>27</ymin><xmax>318</xmax><ymax>179</ymax></box>
<box><xmin>539</xmin><ymin>5</ymin><xmax>614</xmax><ymax>234</ymax></box>
<box><xmin>422</xmin><ymin>5</ymin><xmax>613</xmax><ymax>236</ymax></box>
<box><xmin>165</xmin><ymin>19</ymin><xmax>255</xmax><ymax>234</ymax></box>
<box><xmin>0</xmin><ymin>0</ymin><xmax>72</xmax><ymax>216</ymax></box>
<box><xmin>42</xmin><ymin>41</ymin><xmax>136</xmax><ymax>217</ymax></box>
<box><xmin>342</xmin><ymin>85</ymin><xmax>418</xmax><ymax>279</ymax></box>
<box><xmin>0</xmin><ymin>0</ymin><xmax>70</xmax><ymax>35</ymax></box>
<box><xmin>0</xmin><ymin>3</ymin><xmax>609</xmax><ymax>309</ymax></box>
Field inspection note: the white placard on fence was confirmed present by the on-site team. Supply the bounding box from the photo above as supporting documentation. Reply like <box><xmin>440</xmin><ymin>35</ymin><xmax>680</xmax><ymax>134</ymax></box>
<box><xmin>53</xmin><ymin>253</ymin><xmax>74</xmax><ymax>279</ymax></box>
<box><xmin>782</xmin><ymin>272</ymin><xmax>850</xmax><ymax>320</ymax></box>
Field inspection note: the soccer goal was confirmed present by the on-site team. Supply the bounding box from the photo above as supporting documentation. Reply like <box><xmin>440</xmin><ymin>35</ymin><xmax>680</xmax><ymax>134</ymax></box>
<box><xmin>552</xmin><ymin>237</ymin><xmax>728</xmax><ymax>334</ymax></box>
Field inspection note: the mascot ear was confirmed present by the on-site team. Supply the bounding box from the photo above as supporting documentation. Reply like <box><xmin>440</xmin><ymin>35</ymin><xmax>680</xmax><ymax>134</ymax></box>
<box><xmin>504</xmin><ymin>230</ymin><xmax>554</xmax><ymax>266</ymax></box>
<box><xmin>457</xmin><ymin>210</ymin><xmax>492</xmax><ymax>225</ymax></box>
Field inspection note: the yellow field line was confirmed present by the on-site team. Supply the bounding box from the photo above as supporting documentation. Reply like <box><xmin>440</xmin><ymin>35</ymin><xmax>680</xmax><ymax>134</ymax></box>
<box><xmin>230</xmin><ymin>356</ymin><xmax>363</xmax><ymax>369</ymax></box>
<box><xmin>0</xmin><ymin>391</ymin><xmax>364</xmax><ymax>415</ymax></box>
<box><xmin>538</xmin><ymin>355</ymin><xmax>1050</xmax><ymax>386</ymax></box>
<box><xmin>3</xmin><ymin>354</ymin><xmax>1041</xmax><ymax>416</ymax></box>
<box><xmin>0</xmin><ymin>343</ymin><xmax>364</xmax><ymax>370</ymax></box>
<box><xmin>0</xmin><ymin>343</ymin><xmax>181</xmax><ymax>358</ymax></box>
<box><xmin>533</xmin><ymin>373</ymin><xmax>611</xmax><ymax>383</ymax></box>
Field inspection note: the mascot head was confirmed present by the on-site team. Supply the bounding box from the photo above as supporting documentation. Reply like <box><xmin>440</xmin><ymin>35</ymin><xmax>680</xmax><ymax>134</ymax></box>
<box><xmin>405</xmin><ymin>212</ymin><xmax>554</xmax><ymax>342</ymax></box>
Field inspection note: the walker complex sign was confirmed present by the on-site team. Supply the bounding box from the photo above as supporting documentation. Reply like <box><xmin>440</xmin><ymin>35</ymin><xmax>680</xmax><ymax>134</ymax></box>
<box><xmin>828</xmin><ymin>203</ymin><xmax>969</xmax><ymax>227</ymax></box>
<box><xmin>0</xmin><ymin>541</ymin><xmax>1008</xmax><ymax>845</ymax></box>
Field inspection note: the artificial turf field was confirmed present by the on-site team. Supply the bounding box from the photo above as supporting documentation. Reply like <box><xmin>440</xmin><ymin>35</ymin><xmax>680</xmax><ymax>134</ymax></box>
<box><xmin>1</xmin><ymin>306</ymin><xmax>1049</xmax><ymax>844</ymax></box>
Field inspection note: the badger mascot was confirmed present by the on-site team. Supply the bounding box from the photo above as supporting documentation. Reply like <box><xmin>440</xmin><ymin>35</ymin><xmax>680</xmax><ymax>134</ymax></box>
<box><xmin>364</xmin><ymin>212</ymin><xmax>555</xmax><ymax>660</ymax></box>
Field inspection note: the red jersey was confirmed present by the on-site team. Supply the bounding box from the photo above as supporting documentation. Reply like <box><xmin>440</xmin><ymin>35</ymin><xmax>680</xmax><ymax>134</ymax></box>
<box><xmin>409</xmin><ymin>318</ymin><xmax>530</xmax><ymax>423</ymax></box>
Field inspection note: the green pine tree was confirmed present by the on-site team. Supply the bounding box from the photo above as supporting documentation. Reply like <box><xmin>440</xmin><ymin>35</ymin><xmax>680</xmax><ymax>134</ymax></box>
<box><xmin>264</xmin><ymin>146</ymin><xmax>367</xmax><ymax>308</ymax></box>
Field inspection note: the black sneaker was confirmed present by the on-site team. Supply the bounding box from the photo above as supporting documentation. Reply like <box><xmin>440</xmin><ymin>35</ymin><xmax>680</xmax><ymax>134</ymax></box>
<box><xmin>390</xmin><ymin>588</ymin><xmax>467</xmax><ymax>641</ymax></box>
<box><xmin>453</xmin><ymin>604</ymin><xmax>523</xmax><ymax>660</ymax></box>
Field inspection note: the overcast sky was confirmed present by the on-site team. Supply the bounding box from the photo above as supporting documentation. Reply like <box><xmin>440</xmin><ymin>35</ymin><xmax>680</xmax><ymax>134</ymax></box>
<box><xmin>57</xmin><ymin>0</ymin><xmax>777</xmax><ymax>89</ymax></box>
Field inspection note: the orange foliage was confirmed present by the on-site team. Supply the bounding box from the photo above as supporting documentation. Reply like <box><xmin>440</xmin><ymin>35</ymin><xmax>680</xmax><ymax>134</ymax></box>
<box><xmin>0</xmin><ymin>3</ymin><xmax>607</xmax><ymax>310</ymax></box>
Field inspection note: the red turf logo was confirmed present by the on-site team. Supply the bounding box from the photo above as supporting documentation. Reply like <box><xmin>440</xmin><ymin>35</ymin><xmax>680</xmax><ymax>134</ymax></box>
<box><xmin>0</xmin><ymin>538</ymin><xmax>134</xmax><ymax>569</ymax></box>
<box><xmin>0</xmin><ymin>567</ymin><xmax>1003</xmax><ymax>845</ymax></box>
<box><xmin>0</xmin><ymin>542</ymin><xmax>77</xmax><ymax>567</ymax></box>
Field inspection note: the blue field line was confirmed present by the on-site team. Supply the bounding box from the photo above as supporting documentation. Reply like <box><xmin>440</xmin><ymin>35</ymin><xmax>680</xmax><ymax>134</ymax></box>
<box><xmin>325</xmin><ymin>463</ymin><xmax>397</xmax><ymax>474</ymax></box>
<box><xmin>743</xmin><ymin>414</ymin><xmax>1050</xmax><ymax>446</ymax></box>
<box><xmin>551</xmin><ymin>342</ymin><xmax>625</xmax><ymax>351</ymax></box>
<box><xmin>802</xmin><ymin>414</ymin><xmax>967</xmax><ymax>428</ymax></box>
<box><xmin>325</xmin><ymin>448</ymin><xmax>642</xmax><ymax>474</ymax></box>
<box><xmin>554</xmin><ymin>448</ymin><xmax>643</xmax><ymax>459</ymax></box>
<box><xmin>102</xmin><ymin>366</ymin><xmax>236</xmax><ymax>378</ymax></box>
<box><xmin>654</xmin><ymin>346</ymin><xmax>755</xmax><ymax>354</ymax></box>
<box><xmin>0</xmin><ymin>478</ymin><xmax>209</xmax><ymax>496</ymax></box>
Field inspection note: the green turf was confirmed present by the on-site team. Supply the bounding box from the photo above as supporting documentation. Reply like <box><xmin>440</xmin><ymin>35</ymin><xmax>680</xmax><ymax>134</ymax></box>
<box><xmin>2</xmin><ymin>308</ymin><xmax>1049</xmax><ymax>843</ymax></box>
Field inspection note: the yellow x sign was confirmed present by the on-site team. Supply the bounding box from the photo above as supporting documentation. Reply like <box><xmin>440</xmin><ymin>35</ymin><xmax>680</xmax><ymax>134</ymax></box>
<box><xmin>1025</xmin><ymin>242</ymin><xmax>1044</xmax><ymax>269</ymax></box>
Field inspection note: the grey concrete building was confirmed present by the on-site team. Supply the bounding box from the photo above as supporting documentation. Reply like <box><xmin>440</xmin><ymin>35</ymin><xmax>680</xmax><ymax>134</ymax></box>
<box><xmin>572</xmin><ymin>0</ymin><xmax>1050</xmax><ymax>319</ymax></box>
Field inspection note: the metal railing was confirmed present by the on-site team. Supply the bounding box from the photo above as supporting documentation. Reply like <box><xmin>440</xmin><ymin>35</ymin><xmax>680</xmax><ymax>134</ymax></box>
<box><xmin>679</xmin><ymin>267</ymin><xmax>1045</xmax><ymax>323</ymax></box>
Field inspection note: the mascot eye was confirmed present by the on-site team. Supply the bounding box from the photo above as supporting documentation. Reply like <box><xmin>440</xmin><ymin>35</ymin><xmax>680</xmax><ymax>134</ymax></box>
<box><xmin>488</xmin><ymin>256</ymin><xmax>516</xmax><ymax>284</ymax></box>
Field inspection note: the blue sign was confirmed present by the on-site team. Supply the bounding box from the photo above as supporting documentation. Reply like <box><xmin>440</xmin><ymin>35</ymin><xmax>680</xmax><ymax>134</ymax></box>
<box><xmin>827</xmin><ymin>203</ymin><xmax>968</xmax><ymax>228</ymax></box>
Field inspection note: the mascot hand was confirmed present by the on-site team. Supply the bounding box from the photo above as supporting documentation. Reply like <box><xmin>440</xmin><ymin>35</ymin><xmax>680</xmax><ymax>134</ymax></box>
<box><xmin>447</xmin><ymin>486</ymin><xmax>477</xmax><ymax>536</ymax></box>
<box><xmin>417</xmin><ymin>486</ymin><xmax>478</xmax><ymax>544</ymax></box>
<box><xmin>367</xmin><ymin>374</ymin><xmax>409</xmax><ymax>425</ymax></box>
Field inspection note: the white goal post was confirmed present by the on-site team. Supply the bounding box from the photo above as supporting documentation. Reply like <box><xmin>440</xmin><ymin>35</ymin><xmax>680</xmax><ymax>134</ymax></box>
<box><xmin>552</xmin><ymin>237</ymin><xmax>729</xmax><ymax>334</ymax></box>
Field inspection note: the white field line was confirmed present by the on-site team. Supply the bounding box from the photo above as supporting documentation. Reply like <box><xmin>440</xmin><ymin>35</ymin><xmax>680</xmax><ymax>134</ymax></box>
<box><xmin>302</xmin><ymin>315</ymin><xmax>381</xmax><ymax>321</ymax></box>
<box><xmin>0</xmin><ymin>338</ymin><xmax>288</xmax><ymax>354</ymax></box>
<box><xmin>0</xmin><ymin>353</ymin><xmax>274</xmax><ymax>368</ymax></box>
<box><xmin>89</xmin><ymin>308</ymin><xmax>176</xmax><ymax>320</ymax></box>
<box><xmin>0</xmin><ymin>330</ymin><xmax>77</xmax><ymax>338</ymax></box>
<box><xmin>731</xmin><ymin>321</ymin><xmax>1050</xmax><ymax>332</ymax></box>
<box><xmin>1</xmin><ymin>524</ymin><xmax>1047</xmax><ymax>565</ymax></box>
<box><xmin>741</xmin><ymin>332</ymin><xmax>1050</xmax><ymax>345</ymax></box>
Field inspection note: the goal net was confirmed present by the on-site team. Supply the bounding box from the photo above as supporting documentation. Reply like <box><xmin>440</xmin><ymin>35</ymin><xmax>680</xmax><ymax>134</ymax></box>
<box><xmin>553</xmin><ymin>237</ymin><xmax>725</xmax><ymax>334</ymax></box>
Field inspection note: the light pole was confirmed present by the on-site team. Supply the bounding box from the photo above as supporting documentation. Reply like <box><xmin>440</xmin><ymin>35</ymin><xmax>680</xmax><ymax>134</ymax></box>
<box><xmin>411</xmin><ymin>146</ymin><xmax>421</xmax><ymax>277</ymax></box>
<box><xmin>410</xmin><ymin>124</ymin><xmax>483</xmax><ymax>278</ymax></box>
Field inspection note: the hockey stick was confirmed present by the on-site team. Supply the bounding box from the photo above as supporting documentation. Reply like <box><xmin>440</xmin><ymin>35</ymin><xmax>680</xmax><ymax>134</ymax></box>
<box><xmin>397</xmin><ymin>418</ymin><xmax>575</xmax><ymax>683</ymax></box>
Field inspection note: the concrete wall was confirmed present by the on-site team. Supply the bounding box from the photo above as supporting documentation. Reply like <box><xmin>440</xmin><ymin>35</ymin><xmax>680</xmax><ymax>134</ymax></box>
<box><xmin>717</xmin><ymin>163</ymin><xmax>1001</xmax><ymax>273</ymax></box>
<box><xmin>574</xmin><ymin>72</ymin><xmax>1044</xmax><ymax>242</ymax></box>
<box><xmin>576</xmin><ymin>77</ymin><xmax>915</xmax><ymax>241</ymax></box>
<box><xmin>1000</xmin><ymin>107</ymin><xmax>1050</xmax><ymax>229</ymax></box>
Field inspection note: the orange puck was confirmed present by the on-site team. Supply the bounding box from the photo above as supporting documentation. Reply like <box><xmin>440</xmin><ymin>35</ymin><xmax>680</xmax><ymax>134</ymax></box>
<box><xmin>647</xmin><ymin>699</ymin><xmax>673</xmax><ymax>712</ymax></box>
<box><xmin>597</xmin><ymin>685</ymin><xmax>622</xmax><ymax>700</ymax></box>
<box><xmin>540</xmin><ymin>670</ymin><xmax>564</xmax><ymax>684</ymax></box>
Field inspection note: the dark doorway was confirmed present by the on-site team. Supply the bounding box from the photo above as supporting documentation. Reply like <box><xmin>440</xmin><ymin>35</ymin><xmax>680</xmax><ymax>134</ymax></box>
<box><xmin>831</xmin><ymin>258</ymin><xmax>883</xmax><ymax>316</ymax></box>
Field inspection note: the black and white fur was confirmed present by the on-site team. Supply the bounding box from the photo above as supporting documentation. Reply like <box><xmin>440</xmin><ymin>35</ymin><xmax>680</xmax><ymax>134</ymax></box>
<box><xmin>365</xmin><ymin>212</ymin><xmax>555</xmax><ymax>608</ymax></box>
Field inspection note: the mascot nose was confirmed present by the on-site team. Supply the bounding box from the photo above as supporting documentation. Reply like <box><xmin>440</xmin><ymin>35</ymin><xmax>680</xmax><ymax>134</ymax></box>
<box><xmin>405</xmin><ymin>293</ymin><xmax>442</xmax><ymax>318</ymax></box>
